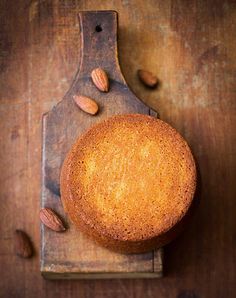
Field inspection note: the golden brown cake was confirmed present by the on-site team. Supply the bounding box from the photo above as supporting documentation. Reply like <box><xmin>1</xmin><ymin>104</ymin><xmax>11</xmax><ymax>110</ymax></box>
<box><xmin>60</xmin><ymin>114</ymin><xmax>197</xmax><ymax>253</ymax></box>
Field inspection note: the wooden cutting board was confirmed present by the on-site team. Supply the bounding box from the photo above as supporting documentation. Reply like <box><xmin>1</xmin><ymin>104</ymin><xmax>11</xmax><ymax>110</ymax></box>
<box><xmin>41</xmin><ymin>10</ymin><xmax>163</xmax><ymax>279</ymax></box>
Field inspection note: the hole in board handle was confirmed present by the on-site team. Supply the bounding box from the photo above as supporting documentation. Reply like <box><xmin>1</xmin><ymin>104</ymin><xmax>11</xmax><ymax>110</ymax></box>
<box><xmin>95</xmin><ymin>25</ymin><xmax>102</xmax><ymax>32</ymax></box>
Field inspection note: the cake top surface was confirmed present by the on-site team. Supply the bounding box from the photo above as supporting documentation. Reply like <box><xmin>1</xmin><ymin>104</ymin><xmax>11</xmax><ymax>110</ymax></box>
<box><xmin>62</xmin><ymin>114</ymin><xmax>196</xmax><ymax>241</ymax></box>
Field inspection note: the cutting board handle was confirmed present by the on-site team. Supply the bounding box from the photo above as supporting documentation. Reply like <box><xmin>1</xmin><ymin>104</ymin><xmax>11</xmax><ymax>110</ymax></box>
<box><xmin>77</xmin><ymin>11</ymin><xmax>126</xmax><ymax>85</ymax></box>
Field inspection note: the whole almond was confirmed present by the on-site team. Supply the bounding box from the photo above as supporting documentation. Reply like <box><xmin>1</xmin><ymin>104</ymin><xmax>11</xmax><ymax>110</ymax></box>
<box><xmin>40</xmin><ymin>208</ymin><xmax>66</xmax><ymax>232</ymax></box>
<box><xmin>91</xmin><ymin>68</ymin><xmax>109</xmax><ymax>92</ymax></box>
<box><xmin>14</xmin><ymin>230</ymin><xmax>33</xmax><ymax>258</ymax></box>
<box><xmin>73</xmin><ymin>95</ymin><xmax>99</xmax><ymax>115</ymax></box>
<box><xmin>137</xmin><ymin>69</ymin><xmax>158</xmax><ymax>88</ymax></box>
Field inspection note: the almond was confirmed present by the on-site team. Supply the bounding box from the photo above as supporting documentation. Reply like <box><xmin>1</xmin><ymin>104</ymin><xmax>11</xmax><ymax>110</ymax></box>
<box><xmin>137</xmin><ymin>69</ymin><xmax>158</xmax><ymax>88</ymax></box>
<box><xmin>73</xmin><ymin>95</ymin><xmax>99</xmax><ymax>115</ymax></box>
<box><xmin>14</xmin><ymin>230</ymin><xmax>33</xmax><ymax>258</ymax></box>
<box><xmin>40</xmin><ymin>208</ymin><xmax>66</xmax><ymax>232</ymax></box>
<box><xmin>91</xmin><ymin>68</ymin><xmax>109</xmax><ymax>92</ymax></box>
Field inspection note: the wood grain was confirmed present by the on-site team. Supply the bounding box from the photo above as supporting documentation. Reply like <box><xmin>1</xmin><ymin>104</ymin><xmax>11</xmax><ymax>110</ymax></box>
<box><xmin>0</xmin><ymin>0</ymin><xmax>235</xmax><ymax>297</ymax></box>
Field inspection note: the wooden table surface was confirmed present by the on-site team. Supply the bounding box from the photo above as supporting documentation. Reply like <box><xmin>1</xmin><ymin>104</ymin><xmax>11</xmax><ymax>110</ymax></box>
<box><xmin>0</xmin><ymin>1</ymin><xmax>235</xmax><ymax>297</ymax></box>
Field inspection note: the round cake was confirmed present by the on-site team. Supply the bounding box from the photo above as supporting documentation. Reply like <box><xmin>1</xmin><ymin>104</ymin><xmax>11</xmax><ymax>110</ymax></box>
<box><xmin>60</xmin><ymin>114</ymin><xmax>197</xmax><ymax>253</ymax></box>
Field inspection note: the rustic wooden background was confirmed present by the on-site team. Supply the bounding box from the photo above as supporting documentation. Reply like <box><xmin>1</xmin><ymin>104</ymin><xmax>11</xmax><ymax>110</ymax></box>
<box><xmin>0</xmin><ymin>0</ymin><xmax>235</xmax><ymax>297</ymax></box>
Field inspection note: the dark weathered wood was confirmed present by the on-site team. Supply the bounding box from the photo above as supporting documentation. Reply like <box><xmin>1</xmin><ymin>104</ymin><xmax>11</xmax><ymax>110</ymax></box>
<box><xmin>41</xmin><ymin>10</ymin><xmax>162</xmax><ymax>279</ymax></box>
<box><xmin>0</xmin><ymin>0</ymin><xmax>236</xmax><ymax>297</ymax></box>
